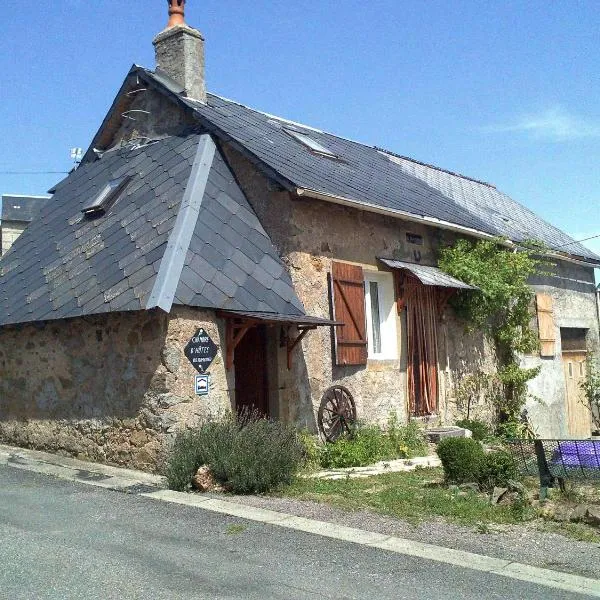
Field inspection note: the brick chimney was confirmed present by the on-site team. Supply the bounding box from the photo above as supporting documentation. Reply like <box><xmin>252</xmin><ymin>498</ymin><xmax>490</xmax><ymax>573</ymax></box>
<box><xmin>153</xmin><ymin>0</ymin><xmax>206</xmax><ymax>102</ymax></box>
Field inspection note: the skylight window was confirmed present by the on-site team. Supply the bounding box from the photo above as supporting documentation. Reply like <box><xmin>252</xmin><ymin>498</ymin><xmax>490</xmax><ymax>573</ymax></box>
<box><xmin>284</xmin><ymin>129</ymin><xmax>337</xmax><ymax>158</ymax></box>
<box><xmin>81</xmin><ymin>176</ymin><xmax>131</xmax><ymax>216</ymax></box>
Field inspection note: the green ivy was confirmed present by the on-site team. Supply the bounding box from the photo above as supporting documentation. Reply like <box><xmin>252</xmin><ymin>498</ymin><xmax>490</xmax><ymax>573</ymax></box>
<box><xmin>439</xmin><ymin>237</ymin><xmax>546</xmax><ymax>433</ymax></box>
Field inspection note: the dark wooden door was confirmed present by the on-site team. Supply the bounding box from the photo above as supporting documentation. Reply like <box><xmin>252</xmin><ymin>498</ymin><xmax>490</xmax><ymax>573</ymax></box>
<box><xmin>234</xmin><ymin>325</ymin><xmax>269</xmax><ymax>416</ymax></box>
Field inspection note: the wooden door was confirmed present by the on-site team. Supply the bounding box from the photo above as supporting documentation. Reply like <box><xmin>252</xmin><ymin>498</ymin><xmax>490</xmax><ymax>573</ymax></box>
<box><xmin>234</xmin><ymin>325</ymin><xmax>269</xmax><ymax>417</ymax></box>
<box><xmin>562</xmin><ymin>350</ymin><xmax>591</xmax><ymax>438</ymax></box>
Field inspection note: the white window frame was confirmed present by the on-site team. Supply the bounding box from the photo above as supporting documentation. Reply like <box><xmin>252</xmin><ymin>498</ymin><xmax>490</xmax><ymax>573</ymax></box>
<box><xmin>364</xmin><ymin>271</ymin><xmax>398</xmax><ymax>360</ymax></box>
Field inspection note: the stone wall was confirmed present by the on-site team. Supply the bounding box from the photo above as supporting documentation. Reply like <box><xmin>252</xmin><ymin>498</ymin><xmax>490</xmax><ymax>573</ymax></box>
<box><xmin>0</xmin><ymin>306</ymin><xmax>232</xmax><ymax>472</ymax></box>
<box><xmin>1</xmin><ymin>221</ymin><xmax>27</xmax><ymax>256</ymax></box>
<box><xmin>221</xmin><ymin>144</ymin><xmax>493</xmax><ymax>429</ymax></box>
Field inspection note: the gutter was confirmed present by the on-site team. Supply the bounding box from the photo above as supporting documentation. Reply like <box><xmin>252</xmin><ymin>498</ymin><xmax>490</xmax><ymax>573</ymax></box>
<box><xmin>295</xmin><ymin>187</ymin><xmax>600</xmax><ymax>269</ymax></box>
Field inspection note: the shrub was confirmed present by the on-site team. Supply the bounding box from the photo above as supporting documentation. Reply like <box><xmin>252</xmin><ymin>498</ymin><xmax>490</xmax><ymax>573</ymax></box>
<box><xmin>388</xmin><ymin>416</ymin><xmax>429</xmax><ymax>458</ymax></box>
<box><xmin>455</xmin><ymin>418</ymin><xmax>491</xmax><ymax>441</ymax></box>
<box><xmin>318</xmin><ymin>419</ymin><xmax>428</xmax><ymax>469</ymax></box>
<box><xmin>477</xmin><ymin>450</ymin><xmax>519</xmax><ymax>491</ymax></box>
<box><xmin>437</xmin><ymin>437</ymin><xmax>485</xmax><ymax>484</ymax></box>
<box><xmin>297</xmin><ymin>429</ymin><xmax>321</xmax><ymax>471</ymax></box>
<box><xmin>164</xmin><ymin>412</ymin><xmax>304</xmax><ymax>494</ymax></box>
<box><xmin>319</xmin><ymin>425</ymin><xmax>396</xmax><ymax>469</ymax></box>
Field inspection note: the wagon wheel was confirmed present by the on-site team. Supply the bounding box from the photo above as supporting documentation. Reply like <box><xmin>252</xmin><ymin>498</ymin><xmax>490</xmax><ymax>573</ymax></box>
<box><xmin>318</xmin><ymin>386</ymin><xmax>357</xmax><ymax>442</ymax></box>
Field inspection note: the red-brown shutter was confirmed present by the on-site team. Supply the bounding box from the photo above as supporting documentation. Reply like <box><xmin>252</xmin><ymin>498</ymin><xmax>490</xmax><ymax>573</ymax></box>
<box><xmin>330</xmin><ymin>261</ymin><xmax>368</xmax><ymax>365</ymax></box>
<box><xmin>536</xmin><ymin>293</ymin><xmax>556</xmax><ymax>357</ymax></box>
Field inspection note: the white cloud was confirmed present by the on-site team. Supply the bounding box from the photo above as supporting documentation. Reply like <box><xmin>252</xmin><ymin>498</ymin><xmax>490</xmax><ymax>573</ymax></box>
<box><xmin>486</xmin><ymin>107</ymin><xmax>600</xmax><ymax>141</ymax></box>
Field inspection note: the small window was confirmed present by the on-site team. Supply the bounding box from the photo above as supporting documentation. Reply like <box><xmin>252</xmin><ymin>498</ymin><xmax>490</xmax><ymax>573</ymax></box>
<box><xmin>284</xmin><ymin>129</ymin><xmax>337</xmax><ymax>158</ymax></box>
<box><xmin>568</xmin><ymin>362</ymin><xmax>573</xmax><ymax>378</ymax></box>
<box><xmin>364</xmin><ymin>272</ymin><xmax>397</xmax><ymax>360</ymax></box>
<box><xmin>406</xmin><ymin>232</ymin><xmax>423</xmax><ymax>245</ymax></box>
<box><xmin>82</xmin><ymin>176</ymin><xmax>131</xmax><ymax>216</ymax></box>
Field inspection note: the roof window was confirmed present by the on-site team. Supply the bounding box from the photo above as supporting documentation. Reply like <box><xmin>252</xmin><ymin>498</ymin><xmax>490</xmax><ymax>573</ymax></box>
<box><xmin>82</xmin><ymin>176</ymin><xmax>131</xmax><ymax>216</ymax></box>
<box><xmin>284</xmin><ymin>129</ymin><xmax>337</xmax><ymax>158</ymax></box>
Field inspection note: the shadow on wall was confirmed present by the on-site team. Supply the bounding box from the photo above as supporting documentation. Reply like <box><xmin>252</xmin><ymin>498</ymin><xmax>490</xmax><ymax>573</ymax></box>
<box><xmin>0</xmin><ymin>310</ymin><xmax>167</xmax><ymax>422</ymax></box>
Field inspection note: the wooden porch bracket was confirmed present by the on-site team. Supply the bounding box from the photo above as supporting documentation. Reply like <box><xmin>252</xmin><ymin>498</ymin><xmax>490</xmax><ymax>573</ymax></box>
<box><xmin>286</xmin><ymin>325</ymin><xmax>317</xmax><ymax>370</ymax></box>
<box><xmin>218</xmin><ymin>310</ymin><xmax>340</xmax><ymax>371</ymax></box>
<box><xmin>224</xmin><ymin>318</ymin><xmax>253</xmax><ymax>370</ymax></box>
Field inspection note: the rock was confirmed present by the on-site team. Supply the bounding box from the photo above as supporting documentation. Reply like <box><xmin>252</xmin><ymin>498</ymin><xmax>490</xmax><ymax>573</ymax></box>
<box><xmin>570</xmin><ymin>504</ymin><xmax>591</xmax><ymax>523</ymax></box>
<box><xmin>192</xmin><ymin>465</ymin><xmax>224</xmax><ymax>492</ymax></box>
<box><xmin>459</xmin><ymin>483</ymin><xmax>480</xmax><ymax>493</ymax></box>
<box><xmin>161</xmin><ymin>344</ymin><xmax>181</xmax><ymax>373</ymax></box>
<box><xmin>157</xmin><ymin>393</ymin><xmax>185</xmax><ymax>408</ymax></box>
<box><xmin>584</xmin><ymin>506</ymin><xmax>600</xmax><ymax>528</ymax></box>
<box><xmin>507</xmin><ymin>479</ymin><xmax>527</xmax><ymax>495</ymax></box>
<box><xmin>129</xmin><ymin>430</ymin><xmax>150</xmax><ymax>447</ymax></box>
<box><xmin>491</xmin><ymin>487</ymin><xmax>509</xmax><ymax>505</ymax></box>
<box><xmin>553</xmin><ymin>506</ymin><xmax>575</xmax><ymax>522</ymax></box>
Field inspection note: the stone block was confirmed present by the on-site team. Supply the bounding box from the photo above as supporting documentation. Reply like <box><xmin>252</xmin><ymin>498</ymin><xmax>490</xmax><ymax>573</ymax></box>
<box><xmin>161</xmin><ymin>344</ymin><xmax>181</xmax><ymax>373</ymax></box>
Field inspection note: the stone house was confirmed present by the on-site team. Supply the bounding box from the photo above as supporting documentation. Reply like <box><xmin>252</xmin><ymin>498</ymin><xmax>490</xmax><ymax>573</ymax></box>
<box><xmin>1</xmin><ymin>195</ymin><xmax>50</xmax><ymax>256</ymax></box>
<box><xmin>1</xmin><ymin>2</ymin><xmax>599</xmax><ymax>471</ymax></box>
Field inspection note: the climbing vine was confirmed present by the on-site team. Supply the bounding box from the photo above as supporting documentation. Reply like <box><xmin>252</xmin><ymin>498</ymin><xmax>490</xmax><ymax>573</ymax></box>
<box><xmin>438</xmin><ymin>237</ymin><xmax>547</xmax><ymax>434</ymax></box>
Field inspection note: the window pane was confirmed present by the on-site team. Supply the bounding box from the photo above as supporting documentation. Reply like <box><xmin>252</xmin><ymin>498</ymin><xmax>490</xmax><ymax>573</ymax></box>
<box><xmin>369</xmin><ymin>281</ymin><xmax>382</xmax><ymax>354</ymax></box>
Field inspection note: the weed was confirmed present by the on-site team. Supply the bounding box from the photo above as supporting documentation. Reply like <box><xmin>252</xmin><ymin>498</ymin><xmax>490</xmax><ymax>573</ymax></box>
<box><xmin>225</xmin><ymin>524</ymin><xmax>248</xmax><ymax>535</ymax></box>
<box><xmin>318</xmin><ymin>418</ymin><xmax>427</xmax><ymax>469</ymax></box>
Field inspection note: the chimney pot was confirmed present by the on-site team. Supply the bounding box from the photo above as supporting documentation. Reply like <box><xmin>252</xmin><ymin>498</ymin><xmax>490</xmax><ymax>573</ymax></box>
<box><xmin>167</xmin><ymin>0</ymin><xmax>186</xmax><ymax>28</ymax></box>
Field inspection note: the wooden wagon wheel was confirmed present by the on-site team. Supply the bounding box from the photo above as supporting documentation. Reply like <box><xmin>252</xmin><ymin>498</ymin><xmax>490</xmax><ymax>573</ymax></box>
<box><xmin>317</xmin><ymin>385</ymin><xmax>357</xmax><ymax>442</ymax></box>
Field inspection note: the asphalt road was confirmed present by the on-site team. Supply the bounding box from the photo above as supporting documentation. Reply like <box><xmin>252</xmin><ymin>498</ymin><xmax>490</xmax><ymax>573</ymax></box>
<box><xmin>0</xmin><ymin>465</ymin><xmax>593</xmax><ymax>599</ymax></box>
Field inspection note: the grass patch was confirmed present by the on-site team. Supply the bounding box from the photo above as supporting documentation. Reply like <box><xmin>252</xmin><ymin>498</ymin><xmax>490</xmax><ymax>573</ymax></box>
<box><xmin>540</xmin><ymin>521</ymin><xmax>600</xmax><ymax>544</ymax></box>
<box><xmin>225</xmin><ymin>523</ymin><xmax>248</xmax><ymax>535</ymax></box>
<box><xmin>278</xmin><ymin>468</ymin><xmax>536</xmax><ymax>526</ymax></box>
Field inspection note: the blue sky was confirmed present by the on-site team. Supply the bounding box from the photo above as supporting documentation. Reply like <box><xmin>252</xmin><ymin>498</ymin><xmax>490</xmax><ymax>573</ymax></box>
<box><xmin>0</xmin><ymin>1</ymin><xmax>598</xmax><ymax>275</ymax></box>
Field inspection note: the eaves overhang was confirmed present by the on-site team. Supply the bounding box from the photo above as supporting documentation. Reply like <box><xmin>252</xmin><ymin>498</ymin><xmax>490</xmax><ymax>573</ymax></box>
<box><xmin>295</xmin><ymin>187</ymin><xmax>600</xmax><ymax>269</ymax></box>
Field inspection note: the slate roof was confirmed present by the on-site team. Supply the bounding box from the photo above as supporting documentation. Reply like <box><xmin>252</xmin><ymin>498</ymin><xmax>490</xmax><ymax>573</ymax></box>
<box><xmin>1</xmin><ymin>195</ymin><xmax>50</xmax><ymax>222</ymax></box>
<box><xmin>134</xmin><ymin>68</ymin><xmax>598</xmax><ymax>264</ymax></box>
<box><xmin>0</xmin><ymin>133</ymin><xmax>303</xmax><ymax>327</ymax></box>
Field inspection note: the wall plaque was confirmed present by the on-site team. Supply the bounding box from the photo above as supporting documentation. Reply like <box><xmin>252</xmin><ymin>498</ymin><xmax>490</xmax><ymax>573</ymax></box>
<box><xmin>184</xmin><ymin>328</ymin><xmax>218</xmax><ymax>373</ymax></box>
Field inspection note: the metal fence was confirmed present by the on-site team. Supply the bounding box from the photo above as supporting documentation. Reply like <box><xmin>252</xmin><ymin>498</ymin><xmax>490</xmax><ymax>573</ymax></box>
<box><xmin>506</xmin><ymin>439</ymin><xmax>600</xmax><ymax>496</ymax></box>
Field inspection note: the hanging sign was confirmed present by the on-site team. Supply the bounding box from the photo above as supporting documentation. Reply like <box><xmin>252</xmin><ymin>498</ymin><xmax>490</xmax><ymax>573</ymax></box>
<box><xmin>184</xmin><ymin>328</ymin><xmax>218</xmax><ymax>374</ymax></box>
<box><xmin>195</xmin><ymin>374</ymin><xmax>210</xmax><ymax>396</ymax></box>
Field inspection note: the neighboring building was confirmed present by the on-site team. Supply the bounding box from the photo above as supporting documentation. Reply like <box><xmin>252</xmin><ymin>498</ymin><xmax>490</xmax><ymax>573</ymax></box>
<box><xmin>0</xmin><ymin>2</ymin><xmax>599</xmax><ymax>471</ymax></box>
<box><xmin>1</xmin><ymin>195</ymin><xmax>50</xmax><ymax>255</ymax></box>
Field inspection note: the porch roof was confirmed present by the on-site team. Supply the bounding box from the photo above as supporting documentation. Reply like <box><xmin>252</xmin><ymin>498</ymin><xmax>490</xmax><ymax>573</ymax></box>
<box><xmin>217</xmin><ymin>309</ymin><xmax>340</xmax><ymax>327</ymax></box>
<box><xmin>378</xmin><ymin>258</ymin><xmax>477</xmax><ymax>290</ymax></box>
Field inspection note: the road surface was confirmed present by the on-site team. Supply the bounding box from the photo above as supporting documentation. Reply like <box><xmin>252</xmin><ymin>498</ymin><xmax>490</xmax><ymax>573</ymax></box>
<box><xmin>0</xmin><ymin>465</ymin><xmax>593</xmax><ymax>599</ymax></box>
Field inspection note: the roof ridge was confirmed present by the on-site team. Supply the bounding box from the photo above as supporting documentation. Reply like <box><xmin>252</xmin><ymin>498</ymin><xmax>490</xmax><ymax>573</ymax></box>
<box><xmin>374</xmin><ymin>146</ymin><xmax>497</xmax><ymax>189</ymax></box>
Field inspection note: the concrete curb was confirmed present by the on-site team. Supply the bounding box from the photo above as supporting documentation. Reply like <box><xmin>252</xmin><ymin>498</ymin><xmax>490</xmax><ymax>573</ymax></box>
<box><xmin>1</xmin><ymin>443</ymin><xmax>599</xmax><ymax>597</ymax></box>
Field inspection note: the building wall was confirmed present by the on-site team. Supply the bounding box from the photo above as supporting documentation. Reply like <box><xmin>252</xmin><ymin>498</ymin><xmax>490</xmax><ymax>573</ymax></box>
<box><xmin>524</xmin><ymin>263</ymin><xmax>600</xmax><ymax>437</ymax></box>
<box><xmin>0</xmin><ymin>307</ymin><xmax>233</xmax><ymax>472</ymax></box>
<box><xmin>221</xmin><ymin>144</ymin><xmax>494</xmax><ymax>430</ymax></box>
<box><xmin>1</xmin><ymin>221</ymin><xmax>28</xmax><ymax>255</ymax></box>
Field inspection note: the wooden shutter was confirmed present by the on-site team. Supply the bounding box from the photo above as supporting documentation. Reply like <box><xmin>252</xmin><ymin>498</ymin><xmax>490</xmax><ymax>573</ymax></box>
<box><xmin>536</xmin><ymin>293</ymin><xmax>555</xmax><ymax>357</ymax></box>
<box><xmin>331</xmin><ymin>261</ymin><xmax>368</xmax><ymax>365</ymax></box>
